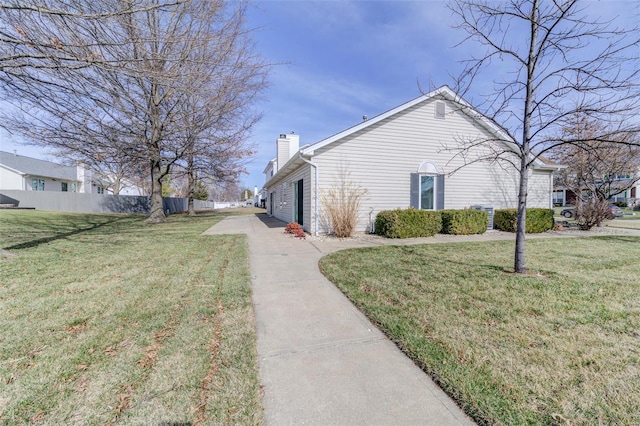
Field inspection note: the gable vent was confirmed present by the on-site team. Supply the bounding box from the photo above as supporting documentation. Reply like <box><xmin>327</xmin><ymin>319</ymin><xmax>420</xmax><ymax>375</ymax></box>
<box><xmin>435</xmin><ymin>101</ymin><xmax>445</xmax><ymax>119</ymax></box>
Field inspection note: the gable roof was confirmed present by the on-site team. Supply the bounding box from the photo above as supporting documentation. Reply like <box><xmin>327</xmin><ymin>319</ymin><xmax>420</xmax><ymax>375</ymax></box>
<box><xmin>301</xmin><ymin>86</ymin><xmax>497</xmax><ymax>154</ymax></box>
<box><xmin>0</xmin><ymin>150</ymin><xmax>79</xmax><ymax>181</ymax></box>
<box><xmin>266</xmin><ymin>85</ymin><xmax>561</xmax><ymax>186</ymax></box>
<box><xmin>262</xmin><ymin>158</ymin><xmax>276</xmax><ymax>174</ymax></box>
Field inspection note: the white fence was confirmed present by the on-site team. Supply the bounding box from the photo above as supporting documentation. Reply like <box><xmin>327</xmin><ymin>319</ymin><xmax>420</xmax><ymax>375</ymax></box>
<box><xmin>0</xmin><ymin>190</ymin><xmax>214</xmax><ymax>214</ymax></box>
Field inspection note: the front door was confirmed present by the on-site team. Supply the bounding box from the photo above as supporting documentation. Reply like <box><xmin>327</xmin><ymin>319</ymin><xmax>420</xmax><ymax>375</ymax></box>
<box><xmin>294</xmin><ymin>179</ymin><xmax>304</xmax><ymax>226</ymax></box>
<box><xmin>269</xmin><ymin>192</ymin><xmax>274</xmax><ymax>216</ymax></box>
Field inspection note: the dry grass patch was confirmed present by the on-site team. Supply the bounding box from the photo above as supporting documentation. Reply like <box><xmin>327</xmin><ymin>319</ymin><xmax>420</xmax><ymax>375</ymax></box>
<box><xmin>319</xmin><ymin>237</ymin><xmax>640</xmax><ymax>425</ymax></box>
<box><xmin>0</xmin><ymin>210</ymin><xmax>262</xmax><ymax>425</ymax></box>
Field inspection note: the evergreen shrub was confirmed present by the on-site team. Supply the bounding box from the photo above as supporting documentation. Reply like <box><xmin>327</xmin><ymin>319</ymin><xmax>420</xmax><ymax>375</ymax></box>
<box><xmin>375</xmin><ymin>208</ymin><xmax>442</xmax><ymax>238</ymax></box>
<box><xmin>494</xmin><ymin>208</ymin><xmax>554</xmax><ymax>233</ymax></box>
<box><xmin>441</xmin><ymin>209</ymin><xmax>488</xmax><ymax>235</ymax></box>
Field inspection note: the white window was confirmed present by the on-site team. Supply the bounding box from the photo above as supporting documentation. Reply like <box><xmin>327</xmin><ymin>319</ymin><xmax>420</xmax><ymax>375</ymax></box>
<box><xmin>419</xmin><ymin>175</ymin><xmax>436</xmax><ymax>210</ymax></box>
<box><xmin>281</xmin><ymin>183</ymin><xmax>287</xmax><ymax>206</ymax></box>
<box><xmin>411</xmin><ymin>161</ymin><xmax>444</xmax><ymax>211</ymax></box>
<box><xmin>610</xmin><ymin>191</ymin><xmax>627</xmax><ymax>203</ymax></box>
<box><xmin>552</xmin><ymin>190</ymin><xmax>565</xmax><ymax>205</ymax></box>
<box><xmin>31</xmin><ymin>179</ymin><xmax>44</xmax><ymax>191</ymax></box>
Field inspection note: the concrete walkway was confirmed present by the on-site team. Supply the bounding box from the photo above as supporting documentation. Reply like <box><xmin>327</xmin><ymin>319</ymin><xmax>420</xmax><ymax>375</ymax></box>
<box><xmin>203</xmin><ymin>214</ymin><xmax>474</xmax><ymax>425</ymax></box>
<box><xmin>203</xmin><ymin>214</ymin><xmax>640</xmax><ymax>425</ymax></box>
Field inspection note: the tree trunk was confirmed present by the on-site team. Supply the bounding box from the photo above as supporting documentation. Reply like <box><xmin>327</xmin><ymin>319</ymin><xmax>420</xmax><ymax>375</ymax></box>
<box><xmin>514</xmin><ymin>157</ymin><xmax>528</xmax><ymax>273</ymax></box>
<box><xmin>514</xmin><ymin>0</ymin><xmax>539</xmax><ymax>274</ymax></box>
<box><xmin>145</xmin><ymin>78</ymin><xmax>167</xmax><ymax>223</ymax></box>
<box><xmin>147</xmin><ymin>156</ymin><xmax>166</xmax><ymax>223</ymax></box>
<box><xmin>187</xmin><ymin>170</ymin><xmax>196</xmax><ymax>216</ymax></box>
<box><xmin>187</xmin><ymin>152</ymin><xmax>196</xmax><ymax>216</ymax></box>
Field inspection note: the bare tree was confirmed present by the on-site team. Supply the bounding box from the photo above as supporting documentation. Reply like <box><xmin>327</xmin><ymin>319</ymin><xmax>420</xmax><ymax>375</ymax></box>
<box><xmin>1</xmin><ymin>0</ymin><xmax>267</xmax><ymax>222</ymax></box>
<box><xmin>210</xmin><ymin>179</ymin><xmax>242</xmax><ymax>203</ymax></box>
<box><xmin>549</xmin><ymin>115</ymin><xmax>640</xmax><ymax>229</ymax></box>
<box><xmin>450</xmin><ymin>0</ymin><xmax>640</xmax><ymax>272</ymax></box>
<box><xmin>173</xmin><ymin>31</ymin><xmax>264</xmax><ymax>215</ymax></box>
<box><xmin>0</xmin><ymin>0</ymin><xmax>182</xmax><ymax>88</ymax></box>
<box><xmin>53</xmin><ymin>134</ymin><xmax>149</xmax><ymax>195</ymax></box>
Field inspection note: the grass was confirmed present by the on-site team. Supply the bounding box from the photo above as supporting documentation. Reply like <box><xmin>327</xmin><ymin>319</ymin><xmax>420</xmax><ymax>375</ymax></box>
<box><xmin>319</xmin><ymin>237</ymin><xmax>640</xmax><ymax>425</ymax></box>
<box><xmin>0</xmin><ymin>210</ymin><xmax>263</xmax><ymax>425</ymax></box>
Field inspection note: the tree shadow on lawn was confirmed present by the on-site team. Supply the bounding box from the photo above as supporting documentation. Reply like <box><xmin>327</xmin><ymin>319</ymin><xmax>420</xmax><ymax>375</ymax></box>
<box><xmin>2</xmin><ymin>215</ymin><xmax>131</xmax><ymax>251</ymax></box>
<box><xmin>588</xmin><ymin>235</ymin><xmax>640</xmax><ymax>243</ymax></box>
<box><xmin>438</xmin><ymin>257</ymin><xmax>558</xmax><ymax>278</ymax></box>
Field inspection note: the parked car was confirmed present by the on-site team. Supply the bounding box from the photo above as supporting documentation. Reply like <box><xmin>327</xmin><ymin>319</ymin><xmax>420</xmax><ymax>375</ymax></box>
<box><xmin>608</xmin><ymin>204</ymin><xmax>624</xmax><ymax>218</ymax></box>
<box><xmin>560</xmin><ymin>207</ymin><xmax>575</xmax><ymax>218</ymax></box>
<box><xmin>560</xmin><ymin>204</ymin><xmax>623</xmax><ymax>219</ymax></box>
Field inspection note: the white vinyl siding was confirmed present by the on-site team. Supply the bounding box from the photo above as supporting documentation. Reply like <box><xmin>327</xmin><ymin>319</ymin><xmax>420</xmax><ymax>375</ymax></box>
<box><xmin>23</xmin><ymin>175</ymin><xmax>80</xmax><ymax>193</ymax></box>
<box><xmin>312</xmin><ymin>98</ymin><xmax>551</xmax><ymax>233</ymax></box>
<box><xmin>0</xmin><ymin>167</ymin><xmax>25</xmax><ymax>190</ymax></box>
<box><xmin>267</xmin><ymin>165</ymin><xmax>312</xmax><ymax>232</ymax></box>
<box><xmin>528</xmin><ymin>169</ymin><xmax>554</xmax><ymax>208</ymax></box>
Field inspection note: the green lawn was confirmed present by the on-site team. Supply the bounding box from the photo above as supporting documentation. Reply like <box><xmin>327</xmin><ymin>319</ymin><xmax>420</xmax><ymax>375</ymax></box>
<box><xmin>319</xmin><ymin>237</ymin><xmax>640</xmax><ymax>425</ymax></box>
<box><xmin>0</xmin><ymin>210</ymin><xmax>262</xmax><ymax>425</ymax></box>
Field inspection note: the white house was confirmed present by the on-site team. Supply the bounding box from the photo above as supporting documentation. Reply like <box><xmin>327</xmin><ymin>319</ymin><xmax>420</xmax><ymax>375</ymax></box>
<box><xmin>0</xmin><ymin>150</ymin><xmax>94</xmax><ymax>193</ymax></box>
<box><xmin>262</xmin><ymin>86</ymin><xmax>561</xmax><ymax>235</ymax></box>
<box><xmin>0</xmin><ymin>150</ymin><xmax>145</xmax><ymax>195</ymax></box>
<box><xmin>553</xmin><ymin>175</ymin><xmax>639</xmax><ymax>207</ymax></box>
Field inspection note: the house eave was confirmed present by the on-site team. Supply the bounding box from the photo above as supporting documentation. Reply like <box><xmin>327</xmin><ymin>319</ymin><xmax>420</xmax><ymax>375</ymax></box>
<box><xmin>262</xmin><ymin>158</ymin><xmax>276</xmax><ymax>174</ymax></box>
<box><xmin>264</xmin><ymin>152</ymin><xmax>305</xmax><ymax>187</ymax></box>
<box><xmin>0</xmin><ymin>164</ymin><xmax>26</xmax><ymax>175</ymax></box>
<box><xmin>533</xmin><ymin>163</ymin><xmax>566</xmax><ymax>171</ymax></box>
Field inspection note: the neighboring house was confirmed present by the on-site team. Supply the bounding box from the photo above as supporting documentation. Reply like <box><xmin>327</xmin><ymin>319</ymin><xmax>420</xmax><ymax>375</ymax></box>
<box><xmin>553</xmin><ymin>175</ymin><xmax>639</xmax><ymax>207</ymax></box>
<box><xmin>0</xmin><ymin>150</ymin><xmax>94</xmax><ymax>193</ymax></box>
<box><xmin>262</xmin><ymin>85</ymin><xmax>561</xmax><ymax>235</ymax></box>
<box><xmin>0</xmin><ymin>150</ymin><xmax>147</xmax><ymax>195</ymax></box>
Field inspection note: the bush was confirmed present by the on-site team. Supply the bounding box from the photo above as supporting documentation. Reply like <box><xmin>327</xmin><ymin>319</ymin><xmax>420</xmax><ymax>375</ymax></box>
<box><xmin>375</xmin><ymin>208</ymin><xmax>442</xmax><ymax>238</ymax></box>
<box><xmin>494</xmin><ymin>208</ymin><xmax>554</xmax><ymax>233</ymax></box>
<box><xmin>613</xmin><ymin>201</ymin><xmax>628</xmax><ymax>208</ymax></box>
<box><xmin>320</xmin><ymin>169</ymin><xmax>367</xmax><ymax>238</ymax></box>
<box><xmin>441</xmin><ymin>209</ymin><xmax>487</xmax><ymax>235</ymax></box>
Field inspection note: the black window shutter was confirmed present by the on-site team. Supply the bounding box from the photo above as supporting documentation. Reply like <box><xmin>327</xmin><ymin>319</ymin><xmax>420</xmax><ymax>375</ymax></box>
<box><xmin>410</xmin><ymin>173</ymin><xmax>419</xmax><ymax>208</ymax></box>
<box><xmin>436</xmin><ymin>174</ymin><xmax>445</xmax><ymax>210</ymax></box>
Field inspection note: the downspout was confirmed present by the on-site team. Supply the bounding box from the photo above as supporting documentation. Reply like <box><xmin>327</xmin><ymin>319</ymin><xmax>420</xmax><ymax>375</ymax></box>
<box><xmin>549</xmin><ymin>171</ymin><xmax>554</xmax><ymax>209</ymax></box>
<box><xmin>300</xmin><ymin>155</ymin><xmax>319</xmax><ymax>236</ymax></box>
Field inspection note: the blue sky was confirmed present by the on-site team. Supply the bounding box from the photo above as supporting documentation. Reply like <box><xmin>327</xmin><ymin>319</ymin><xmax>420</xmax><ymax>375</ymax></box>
<box><xmin>1</xmin><ymin>1</ymin><xmax>636</xmax><ymax>193</ymax></box>
<box><xmin>243</xmin><ymin>0</ymin><xmax>465</xmax><ymax>189</ymax></box>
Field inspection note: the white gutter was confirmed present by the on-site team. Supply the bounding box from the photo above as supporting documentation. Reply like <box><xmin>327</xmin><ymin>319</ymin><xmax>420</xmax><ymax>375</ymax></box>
<box><xmin>300</xmin><ymin>155</ymin><xmax>319</xmax><ymax>236</ymax></box>
<box><xmin>550</xmin><ymin>172</ymin><xmax>554</xmax><ymax>209</ymax></box>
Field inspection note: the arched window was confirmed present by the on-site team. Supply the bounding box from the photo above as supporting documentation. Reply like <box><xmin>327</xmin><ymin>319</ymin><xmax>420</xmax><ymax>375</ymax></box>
<box><xmin>417</xmin><ymin>161</ymin><xmax>441</xmax><ymax>174</ymax></box>
<box><xmin>411</xmin><ymin>162</ymin><xmax>445</xmax><ymax>210</ymax></box>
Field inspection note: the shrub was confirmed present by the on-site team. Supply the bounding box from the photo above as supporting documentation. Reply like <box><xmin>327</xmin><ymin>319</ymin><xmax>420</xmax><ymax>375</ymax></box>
<box><xmin>375</xmin><ymin>208</ymin><xmax>442</xmax><ymax>238</ymax></box>
<box><xmin>613</xmin><ymin>201</ymin><xmax>628</xmax><ymax>208</ymax></box>
<box><xmin>320</xmin><ymin>168</ymin><xmax>367</xmax><ymax>238</ymax></box>
<box><xmin>574</xmin><ymin>198</ymin><xmax>614</xmax><ymax>230</ymax></box>
<box><xmin>494</xmin><ymin>208</ymin><xmax>554</xmax><ymax>233</ymax></box>
<box><xmin>284</xmin><ymin>222</ymin><xmax>306</xmax><ymax>239</ymax></box>
<box><xmin>493</xmin><ymin>209</ymin><xmax>518</xmax><ymax>232</ymax></box>
<box><xmin>441</xmin><ymin>209</ymin><xmax>487</xmax><ymax>235</ymax></box>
